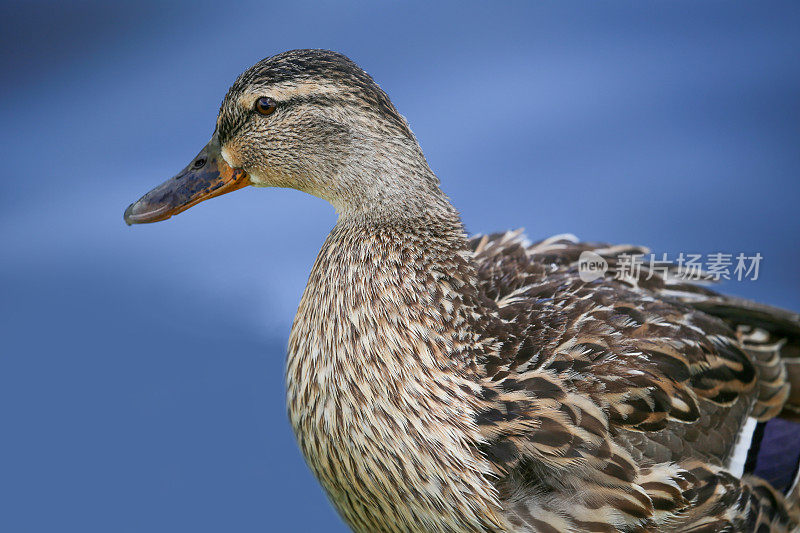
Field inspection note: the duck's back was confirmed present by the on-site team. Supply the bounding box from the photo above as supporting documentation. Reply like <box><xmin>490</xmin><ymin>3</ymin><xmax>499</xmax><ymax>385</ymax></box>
<box><xmin>468</xmin><ymin>231</ymin><xmax>800</xmax><ymax>531</ymax></box>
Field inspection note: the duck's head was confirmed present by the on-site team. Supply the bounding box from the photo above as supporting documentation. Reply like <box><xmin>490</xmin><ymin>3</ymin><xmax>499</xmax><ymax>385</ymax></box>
<box><xmin>125</xmin><ymin>49</ymin><xmax>447</xmax><ymax>225</ymax></box>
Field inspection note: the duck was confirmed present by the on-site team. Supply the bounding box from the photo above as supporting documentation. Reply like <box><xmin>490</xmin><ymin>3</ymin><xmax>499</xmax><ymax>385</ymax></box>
<box><xmin>124</xmin><ymin>49</ymin><xmax>800</xmax><ymax>532</ymax></box>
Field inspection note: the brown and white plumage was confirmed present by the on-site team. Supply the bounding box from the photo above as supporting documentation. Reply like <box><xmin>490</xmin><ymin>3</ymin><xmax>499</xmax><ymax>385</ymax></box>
<box><xmin>467</xmin><ymin>232</ymin><xmax>800</xmax><ymax>532</ymax></box>
<box><xmin>125</xmin><ymin>49</ymin><xmax>800</xmax><ymax>532</ymax></box>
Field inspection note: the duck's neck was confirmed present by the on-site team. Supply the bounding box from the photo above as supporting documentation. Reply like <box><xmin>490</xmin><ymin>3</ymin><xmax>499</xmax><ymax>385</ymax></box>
<box><xmin>288</xmin><ymin>210</ymin><xmax>479</xmax><ymax>386</ymax></box>
<box><xmin>286</xmin><ymin>211</ymin><xmax>508</xmax><ymax>532</ymax></box>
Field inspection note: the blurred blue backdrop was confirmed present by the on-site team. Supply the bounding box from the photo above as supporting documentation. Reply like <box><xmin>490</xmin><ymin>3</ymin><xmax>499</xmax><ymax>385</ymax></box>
<box><xmin>1</xmin><ymin>1</ymin><xmax>799</xmax><ymax>531</ymax></box>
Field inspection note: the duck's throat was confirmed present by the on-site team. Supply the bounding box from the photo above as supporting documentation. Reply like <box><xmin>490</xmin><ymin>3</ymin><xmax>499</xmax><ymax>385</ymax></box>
<box><xmin>285</xmin><ymin>217</ymin><xmax>507</xmax><ymax>532</ymax></box>
<box><xmin>288</xmin><ymin>216</ymin><xmax>481</xmax><ymax>393</ymax></box>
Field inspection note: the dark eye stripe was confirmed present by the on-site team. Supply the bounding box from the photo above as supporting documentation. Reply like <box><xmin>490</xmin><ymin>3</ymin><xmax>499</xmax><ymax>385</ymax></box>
<box><xmin>219</xmin><ymin>93</ymin><xmax>400</xmax><ymax>144</ymax></box>
<box><xmin>282</xmin><ymin>95</ymin><xmax>349</xmax><ymax>107</ymax></box>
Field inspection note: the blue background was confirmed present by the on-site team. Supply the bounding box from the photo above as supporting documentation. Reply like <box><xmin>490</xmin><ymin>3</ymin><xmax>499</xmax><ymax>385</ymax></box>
<box><xmin>2</xmin><ymin>2</ymin><xmax>799</xmax><ymax>531</ymax></box>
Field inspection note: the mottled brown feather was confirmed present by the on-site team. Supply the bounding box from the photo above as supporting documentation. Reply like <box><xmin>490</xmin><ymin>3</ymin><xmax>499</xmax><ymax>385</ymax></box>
<box><xmin>201</xmin><ymin>50</ymin><xmax>800</xmax><ymax>532</ymax></box>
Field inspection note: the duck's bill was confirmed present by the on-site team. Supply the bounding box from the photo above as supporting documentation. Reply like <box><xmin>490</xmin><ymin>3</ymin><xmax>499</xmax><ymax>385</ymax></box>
<box><xmin>124</xmin><ymin>136</ymin><xmax>249</xmax><ymax>225</ymax></box>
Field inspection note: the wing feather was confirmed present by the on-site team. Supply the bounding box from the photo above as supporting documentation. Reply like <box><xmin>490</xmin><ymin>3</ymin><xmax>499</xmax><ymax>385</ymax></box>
<box><xmin>468</xmin><ymin>231</ymin><xmax>800</xmax><ymax>530</ymax></box>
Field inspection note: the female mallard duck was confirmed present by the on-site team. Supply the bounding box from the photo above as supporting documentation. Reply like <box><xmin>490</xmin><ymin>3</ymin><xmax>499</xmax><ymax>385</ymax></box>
<box><xmin>125</xmin><ymin>49</ymin><xmax>800</xmax><ymax>532</ymax></box>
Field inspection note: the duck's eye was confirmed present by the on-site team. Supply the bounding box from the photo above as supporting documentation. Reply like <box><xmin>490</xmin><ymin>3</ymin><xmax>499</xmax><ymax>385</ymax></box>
<box><xmin>255</xmin><ymin>97</ymin><xmax>277</xmax><ymax>116</ymax></box>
